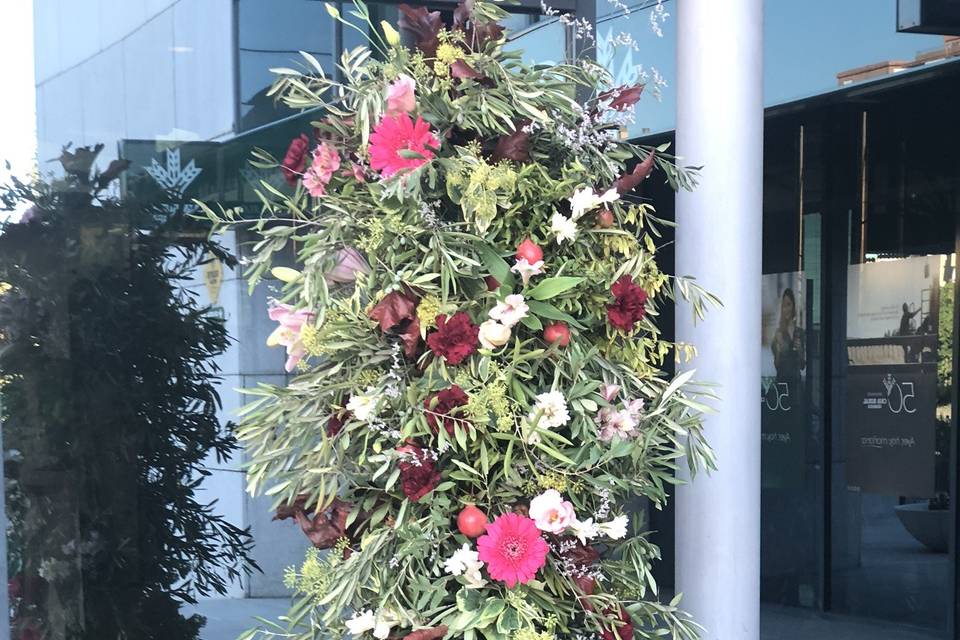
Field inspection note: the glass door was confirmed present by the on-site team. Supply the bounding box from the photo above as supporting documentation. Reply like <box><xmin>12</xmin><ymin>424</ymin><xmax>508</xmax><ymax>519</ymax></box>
<box><xmin>829</xmin><ymin>85</ymin><xmax>960</xmax><ymax>636</ymax></box>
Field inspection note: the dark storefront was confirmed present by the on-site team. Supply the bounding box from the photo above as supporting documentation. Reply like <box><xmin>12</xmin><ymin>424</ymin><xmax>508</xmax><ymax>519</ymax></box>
<box><xmin>642</xmin><ymin>59</ymin><xmax>960</xmax><ymax>637</ymax></box>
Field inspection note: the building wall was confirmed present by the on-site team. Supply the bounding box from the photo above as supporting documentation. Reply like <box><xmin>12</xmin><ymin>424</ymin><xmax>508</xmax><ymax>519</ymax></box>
<box><xmin>34</xmin><ymin>0</ymin><xmax>235</xmax><ymax>170</ymax></box>
<box><xmin>32</xmin><ymin>0</ymin><xmax>309</xmax><ymax>599</ymax></box>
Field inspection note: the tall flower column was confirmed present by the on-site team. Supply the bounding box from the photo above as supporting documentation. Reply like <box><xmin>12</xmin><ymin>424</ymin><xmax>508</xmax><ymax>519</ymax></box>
<box><xmin>675</xmin><ymin>1</ymin><xmax>763</xmax><ymax>639</ymax></box>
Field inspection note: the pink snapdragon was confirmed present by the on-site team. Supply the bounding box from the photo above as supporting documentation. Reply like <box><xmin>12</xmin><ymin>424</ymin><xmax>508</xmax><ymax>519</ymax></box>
<box><xmin>303</xmin><ymin>142</ymin><xmax>341</xmax><ymax>197</ymax></box>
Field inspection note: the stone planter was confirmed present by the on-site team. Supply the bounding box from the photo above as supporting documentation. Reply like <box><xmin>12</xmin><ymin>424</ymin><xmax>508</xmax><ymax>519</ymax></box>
<box><xmin>894</xmin><ymin>502</ymin><xmax>949</xmax><ymax>553</ymax></box>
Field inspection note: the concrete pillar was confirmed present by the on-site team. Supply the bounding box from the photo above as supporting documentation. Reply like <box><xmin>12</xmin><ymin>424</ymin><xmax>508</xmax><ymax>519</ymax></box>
<box><xmin>674</xmin><ymin>1</ymin><xmax>764</xmax><ymax>639</ymax></box>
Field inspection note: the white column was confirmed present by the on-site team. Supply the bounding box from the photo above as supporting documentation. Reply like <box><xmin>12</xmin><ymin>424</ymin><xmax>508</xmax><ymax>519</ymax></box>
<box><xmin>674</xmin><ymin>2</ymin><xmax>763</xmax><ymax>640</ymax></box>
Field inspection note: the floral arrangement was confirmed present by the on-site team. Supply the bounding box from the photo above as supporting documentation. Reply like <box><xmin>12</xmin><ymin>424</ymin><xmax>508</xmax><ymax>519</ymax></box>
<box><xmin>204</xmin><ymin>3</ymin><xmax>716</xmax><ymax>639</ymax></box>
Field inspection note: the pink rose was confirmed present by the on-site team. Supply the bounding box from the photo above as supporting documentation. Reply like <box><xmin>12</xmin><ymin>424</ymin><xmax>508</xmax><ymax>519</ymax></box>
<box><xmin>528</xmin><ymin>489</ymin><xmax>577</xmax><ymax>534</ymax></box>
<box><xmin>386</xmin><ymin>74</ymin><xmax>417</xmax><ymax>116</ymax></box>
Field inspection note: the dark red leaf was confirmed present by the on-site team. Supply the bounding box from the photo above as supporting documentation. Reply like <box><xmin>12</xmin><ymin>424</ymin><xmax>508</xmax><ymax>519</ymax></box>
<box><xmin>368</xmin><ymin>291</ymin><xmax>422</xmax><ymax>359</ymax></box>
<box><xmin>613</xmin><ymin>150</ymin><xmax>655</xmax><ymax>194</ymax></box>
<box><xmin>490</xmin><ymin>126</ymin><xmax>530</xmax><ymax>162</ymax></box>
<box><xmin>398</xmin><ymin>316</ymin><xmax>422</xmax><ymax>359</ymax></box>
<box><xmin>453</xmin><ymin>0</ymin><xmax>504</xmax><ymax>51</ymax></box>
<box><xmin>293</xmin><ymin>498</ymin><xmax>352</xmax><ymax>550</ymax></box>
<box><xmin>451</xmin><ymin>59</ymin><xmax>483</xmax><ymax>80</ymax></box>
<box><xmin>599</xmin><ymin>84</ymin><xmax>645</xmax><ymax>111</ymax></box>
<box><xmin>96</xmin><ymin>158</ymin><xmax>131</xmax><ymax>189</ymax></box>
<box><xmin>368</xmin><ymin>291</ymin><xmax>418</xmax><ymax>332</ymax></box>
<box><xmin>404</xmin><ymin>626</ymin><xmax>449</xmax><ymax>640</ymax></box>
<box><xmin>398</xmin><ymin>4</ymin><xmax>443</xmax><ymax>58</ymax></box>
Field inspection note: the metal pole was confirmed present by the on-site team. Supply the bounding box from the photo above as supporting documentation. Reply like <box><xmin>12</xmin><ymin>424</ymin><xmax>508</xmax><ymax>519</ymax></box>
<box><xmin>674</xmin><ymin>1</ymin><xmax>764</xmax><ymax>638</ymax></box>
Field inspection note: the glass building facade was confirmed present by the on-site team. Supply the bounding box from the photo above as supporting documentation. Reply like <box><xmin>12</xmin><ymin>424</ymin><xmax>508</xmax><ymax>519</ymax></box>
<box><xmin>5</xmin><ymin>0</ymin><xmax>959</xmax><ymax>638</ymax></box>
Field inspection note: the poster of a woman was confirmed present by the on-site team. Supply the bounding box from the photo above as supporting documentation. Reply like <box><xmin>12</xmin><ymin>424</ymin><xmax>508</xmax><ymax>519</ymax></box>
<box><xmin>771</xmin><ymin>288</ymin><xmax>806</xmax><ymax>384</ymax></box>
<box><xmin>761</xmin><ymin>272</ymin><xmax>807</xmax><ymax>488</ymax></box>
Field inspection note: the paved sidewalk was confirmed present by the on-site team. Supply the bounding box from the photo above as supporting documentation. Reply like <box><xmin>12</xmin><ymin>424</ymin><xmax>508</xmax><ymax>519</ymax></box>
<box><xmin>187</xmin><ymin>598</ymin><xmax>290</xmax><ymax>640</ymax></box>
<box><xmin>188</xmin><ymin>598</ymin><xmax>940</xmax><ymax>640</ymax></box>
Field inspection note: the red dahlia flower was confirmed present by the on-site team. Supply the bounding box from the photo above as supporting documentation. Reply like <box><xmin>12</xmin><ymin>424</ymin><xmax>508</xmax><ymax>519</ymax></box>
<box><xmin>424</xmin><ymin>385</ymin><xmax>471</xmax><ymax>435</ymax></box>
<box><xmin>606</xmin><ymin>275</ymin><xmax>648</xmax><ymax>331</ymax></box>
<box><xmin>368</xmin><ymin>113</ymin><xmax>439</xmax><ymax>178</ymax></box>
<box><xmin>396</xmin><ymin>445</ymin><xmax>441</xmax><ymax>502</ymax></box>
<box><xmin>476</xmin><ymin>512</ymin><xmax>549</xmax><ymax>588</ymax></box>
<box><xmin>426</xmin><ymin>312</ymin><xmax>479</xmax><ymax>365</ymax></box>
<box><xmin>281</xmin><ymin>134</ymin><xmax>310</xmax><ymax>186</ymax></box>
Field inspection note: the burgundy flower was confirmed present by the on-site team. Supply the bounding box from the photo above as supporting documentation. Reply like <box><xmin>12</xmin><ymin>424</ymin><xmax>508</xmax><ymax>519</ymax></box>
<box><xmin>281</xmin><ymin>134</ymin><xmax>310</xmax><ymax>186</ymax></box>
<box><xmin>601</xmin><ymin>607</ymin><xmax>635</xmax><ymax>640</ymax></box>
<box><xmin>426</xmin><ymin>312</ymin><xmax>479</xmax><ymax>365</ymax></box>
<box><xmin>424</xmin><ymin>385</ymin><xmax>471</xmax><ymax>435</ymax></box>
<box><xmin>280</xmin><ymin>133</ymin><xmax>310</xmax><ymax>187</ymax></box>
<box><xmin>606</xmin><ymin>275</ymin><xmax>648</xmax><ymax>331</ymax></box>
<box><xmin>327</xmin><ymin>410</ymin><xmax>349</xmax><ymax>437</ymax></box>
<box><xmin>396</xmin><ymin>445</ymin><xmax>441</xmax><ymax>502</ymax></box>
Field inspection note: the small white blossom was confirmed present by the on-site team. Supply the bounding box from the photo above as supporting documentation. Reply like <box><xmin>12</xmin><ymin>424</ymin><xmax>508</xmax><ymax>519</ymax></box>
<box><xmin>373</xmin><ymin>609</ymin><xmax>400</xmax><ymax>639</ymax></box>
<box><xmin>551</xmin><ymin>213</ymin><xmax>578</xmax><ymax>245</ymax></box>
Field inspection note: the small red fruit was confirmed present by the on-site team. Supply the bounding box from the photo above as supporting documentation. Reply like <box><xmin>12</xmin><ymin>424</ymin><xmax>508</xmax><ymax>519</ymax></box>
<box><xmin>515</xmin><ymin>238</ymin><xmax>543</xmax><ymax>264</ymax></box>
<box><xmin>457</xmin><ymin>504</ymin><xmax>488</xmax><ymax>538</ymax></box>
<box><xmin>596</xmin><ymin>209</ymin><xmax>614</xmax><ymax>228</ymax></box>
<box><xmin>543</xmin><ymin>322</ymin><xmax>571</xmax><ymax>347</ymax></box>
<box><xmin>484</xmin><ymin>275</ymin><xmax>500</xmax><ymax>291</ymax></box>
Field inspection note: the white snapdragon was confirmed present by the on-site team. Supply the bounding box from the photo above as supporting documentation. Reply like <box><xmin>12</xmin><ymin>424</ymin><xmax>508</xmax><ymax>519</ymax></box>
<box><xmin>529</xmin><ymin>390</ymin><xmax>571</xmax><ymax>429</ymax></box>
<box><xmin>444</xmin><ymin>543</ymin><xmax>487</xmax><ymax>589</ymax></box>
<box><xmin>346</xmin><ymin>387</ymin><xmax>382</xmax><ymax>422</ymax></box>
<box><xmin>597</xmin><ymin>514</ymin><xmax>629</xmax><ymax>540</ymax></box>
<box><xmin>551</xmin><ymin>213</ymin><xmax>578</xmax><ymax>245</ymax></box>
<box><xmin>511</xmin><ymin>257</ymin><xmax>545</xmax><ymax>286</ymax></box>
<box><xmin>569</xmin><ymin>518</ymin><xmax>600</xmax><ymax>545</ymax></box>
<box><xmin>488</xmin><ymin>294</ymin><xmax>528</xmax><ymax>327</ymax></box>
<box><xmin>345</xmin><ymin>610</ymin><xmax>376</xmax><ymax>636</ymax></box>
<box><xmin>569</xmin><ymin>186</ymin><xmax>619</xmax><ymax>220</ymax></box>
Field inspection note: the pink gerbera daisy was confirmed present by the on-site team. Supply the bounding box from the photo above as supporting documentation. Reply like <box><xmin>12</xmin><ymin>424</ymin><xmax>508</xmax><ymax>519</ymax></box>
<box><xmin>477</xmin><ymin>512</ymin><xmax>549</xmax><ymax>588</ymax></box>
<box><xmin>368</xmin><ymin>113</ymin><xmax>439</xmax><ymax>178</ymax></box>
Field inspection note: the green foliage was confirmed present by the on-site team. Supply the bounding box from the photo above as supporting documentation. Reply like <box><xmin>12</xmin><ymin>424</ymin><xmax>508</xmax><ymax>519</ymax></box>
<box><xmin>208</xmin><ymin>3</ymin><xmax>719</xmax><ymax>639</ymax></box>
<box><xmin>0</xmin><ymin>145</ymin><xmax>256</xmax><ymax>640</ymax></box>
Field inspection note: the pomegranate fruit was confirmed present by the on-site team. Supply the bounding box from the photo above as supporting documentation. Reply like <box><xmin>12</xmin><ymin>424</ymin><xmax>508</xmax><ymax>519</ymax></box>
<box><xmin>456</xmin><ymin>504</ymin><xmax>488</xmax><ymax>538</ymax></box>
